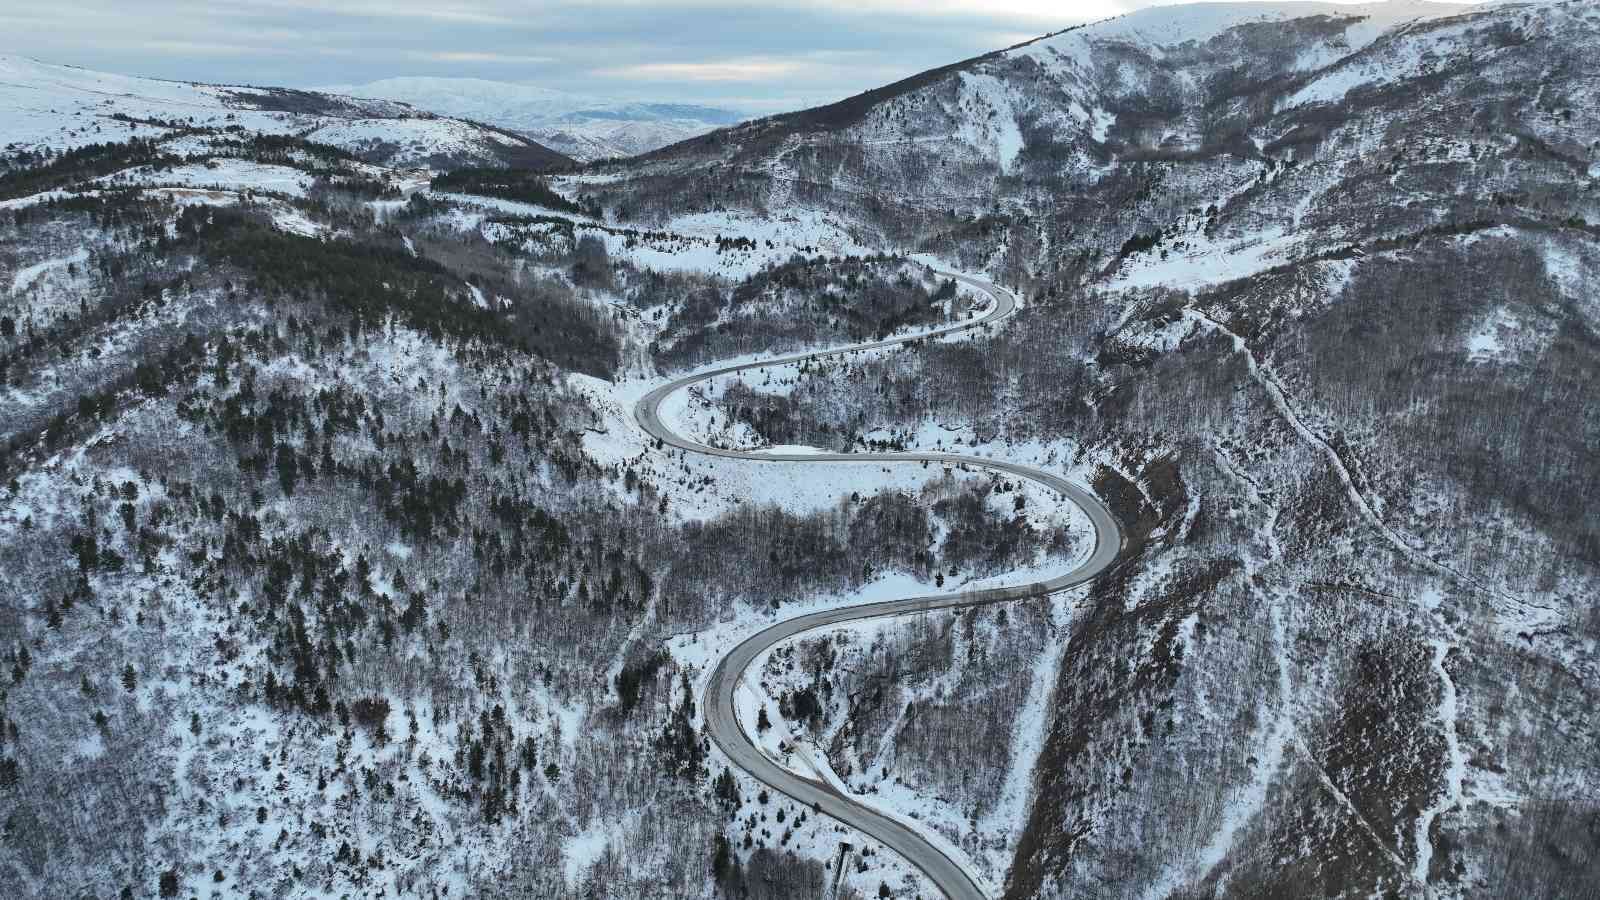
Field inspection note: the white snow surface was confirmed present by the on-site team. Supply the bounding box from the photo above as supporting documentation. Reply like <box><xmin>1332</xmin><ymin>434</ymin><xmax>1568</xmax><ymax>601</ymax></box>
<box><xmin>97</xmin><ymin>159</ymin><xmax>315</xmax><ymax>196</ymax></box>
<box><xmin>1028</xmin><ymin>1</ymin><xmax>1467</xmax><ymax>59</ymax></box>
<box><xmin>305</xmin><ymin>115</ymin><xmax>520</xmax><ymax>157</ymax></box>
<box><xmin>10</xmin><ymin>246</ymin><xmax>87</xmax><ymax>295</ymax></box>
<box><xmin>0</xmin><ymin>54</ymin><xmax>529</xmax><ymax>165</ymax></box>
<box><xmin>1283</xmin><ymin>5</ymin><xmax>1484</xmax><ymax>107</ymax></box>
<box><xmin>469</xmin><ymin>197</ymin><xmax>874</xmax><ymax>278</ymax></box>
<box><xmin>0</xmin><ymin>55</ymin><xmax>307</xmax><ymax>154</ymax></box>
<box><xmin>956</xmin><ymin>72</ymin><xmax>1026</xmax><ymax>174</ymax></box>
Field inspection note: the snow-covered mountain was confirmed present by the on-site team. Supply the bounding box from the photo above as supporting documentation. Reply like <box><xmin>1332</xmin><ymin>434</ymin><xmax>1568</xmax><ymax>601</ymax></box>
<box><xmin>525</xmin><ymin>109</ymin><xmax>744</xmax><ymax>163</ymax></box>
<box><xmin>0</xmin><ymin>56</ymin><xmax>571</xmax><ymax>170</ymax></box>
<box><xmin>589</xmin><ymin>0</ymin><xmax>1565</xmax><ymax>231</ymax></box>
<box><xmin>4</xmin><ymin>4</ymin><xmax>1600</xmax><ymax>900</ymax></box>
<box><xmin>574</xmin><ymin>2</ymin><xmax>1600</xmax><ymax>897</ymax></box>
<box><xmin>0</xmin><ymin>48</ymin><xmax>938</xmax><ymax>900</ymax></box>
<box><xmin>321</xmin><ymin>77</ymin><xmax>745</xmax><ymax>161</ymax></box>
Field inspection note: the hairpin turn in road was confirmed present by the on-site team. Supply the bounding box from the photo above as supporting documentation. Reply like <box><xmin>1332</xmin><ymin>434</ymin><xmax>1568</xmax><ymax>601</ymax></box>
<box><xmin>634</xmin><ymin>272</ymin><xmax>1123</xmax><ymax>900</ymax></box>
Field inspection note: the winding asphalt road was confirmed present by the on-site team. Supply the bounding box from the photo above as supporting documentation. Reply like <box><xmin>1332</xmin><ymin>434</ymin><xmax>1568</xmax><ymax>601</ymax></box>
<box><xmin>635</xmin><ymin>273</ymin><xmax>1123</xmax><ymax>900</ymax></box>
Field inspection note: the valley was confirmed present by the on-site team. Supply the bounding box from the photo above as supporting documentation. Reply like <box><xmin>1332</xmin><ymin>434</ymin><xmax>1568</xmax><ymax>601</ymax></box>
<box><xmin>1</xmin><ymin>1</ymin><xmax>1598</xmax><ymax>897</ymax></box>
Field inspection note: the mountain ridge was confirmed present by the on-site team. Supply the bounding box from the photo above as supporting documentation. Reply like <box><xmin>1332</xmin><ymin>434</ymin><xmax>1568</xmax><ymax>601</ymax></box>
<box><xmin>622</xmin><ymin>0</ymin><xmax>1473</xmax><ymax>164</ymax></box>
<box><xmin>0</xmin><ymin>54</ymin><xmax>573</xmax><ymax>170</ymax></box>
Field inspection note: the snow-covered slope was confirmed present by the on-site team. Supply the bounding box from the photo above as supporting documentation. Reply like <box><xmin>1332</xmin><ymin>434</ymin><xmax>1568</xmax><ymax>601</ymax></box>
<box><xmin>320</xmin><ymin>76</ymin><xmax>603</xmax><ymax>123</ymax></box>
<box><xmin>1056</xmin><ymin>0</ymin><xmax>1457</xmax><ymax>48</ymax></box>
<box><xmin>0</xmin><ymin>56</ymin><xmax>570</xmax><ymax>169</ymax></box>
<box><xmin>586</xmin><ymin>0</ymin><xmax>1524</xmax><ymax>233</ymax></box>
<box><xmin>322</xmin><ymin>76</ymin><xmax>745</xmax><ymax>161</ymax></box>
<box><xmin>0</xmin><ymin>73</ymin><xmax>975</xmax><ymax>898</ymax></box>
<box><xmin>569</xmin><ymin>3</ymin><xmax>1600</xmax><ymax>898</ymax></box>
<box><xmin>4</xmin><ymin>5</ymin><xmax>1600</xmax><ymax>899</ymax></box>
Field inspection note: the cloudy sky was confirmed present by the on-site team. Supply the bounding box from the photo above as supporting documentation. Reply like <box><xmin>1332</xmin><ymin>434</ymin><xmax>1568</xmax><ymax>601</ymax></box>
<box><xmin>3</xmin><ymin>0</ymin><xmax>1416</xmax><ymax>112</ymax></box>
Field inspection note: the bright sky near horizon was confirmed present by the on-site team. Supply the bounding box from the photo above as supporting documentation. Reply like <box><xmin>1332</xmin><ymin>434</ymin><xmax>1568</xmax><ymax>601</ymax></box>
<box><xmin>0</xmin><ymin>0</ymin><xmax>1485</xmax><ymax>112</ymax></box>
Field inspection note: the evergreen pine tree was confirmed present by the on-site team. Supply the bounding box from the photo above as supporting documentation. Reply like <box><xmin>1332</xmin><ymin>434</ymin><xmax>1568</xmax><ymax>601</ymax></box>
<box><xmin>275</xmin><ymin>445</ymin><xmax>298</xmax><ymax>496</ymax></box>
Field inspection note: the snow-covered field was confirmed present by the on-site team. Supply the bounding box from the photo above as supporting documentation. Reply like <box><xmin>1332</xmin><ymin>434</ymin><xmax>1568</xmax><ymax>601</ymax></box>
<box><xmin>467</xmin><ymin>198</ymin><xmax>875</xmax><ymax>279</ymax></box>
<box><xmin>305</xmin><ymin>115</ymin><xmax>522</xmax><ymax>165</ymax></box>
<box><xmin>97</xmin><ymin>159</ymin><xmax>316</xmax><ymax>197</ymax></box>
<box><xmin>0</xmin><ymin>54</ymin><xmax>532</xmax><ymax>166</ymax></box>
<box><xmin>9</xmin><ymin>245</ymin><xmax>86</xmax><ymax>295</ymax></box>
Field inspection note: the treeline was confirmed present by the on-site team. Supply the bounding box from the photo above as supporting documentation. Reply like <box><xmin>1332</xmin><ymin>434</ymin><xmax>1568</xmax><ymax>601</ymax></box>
<box><xmin>430</xmin><ymin>168</ymin><xmax>598</xmax><ymax>218</ymax></box>
<box><xmin>174</xmin><ymin>205</ymin><xmax>619</xmax><ymax>377</ymax></box>
<box><xmin>177</xmin><ymin>205</ymin><xmax>496</xmax><ymax>344</ymax></box>
<box><xmin>660</xmin><ymin>478</ymin><xmax>1055</xmax><ymax>615</ymax></box>
<box><xmin>650</xmin><ymin>256</ymin><xmax>961</xmax><ymax>371</ymax></box>
<box><xmin>0</xmin><ymin>139</ymin><xmax>182</xmax><ymax>200</ymax></box>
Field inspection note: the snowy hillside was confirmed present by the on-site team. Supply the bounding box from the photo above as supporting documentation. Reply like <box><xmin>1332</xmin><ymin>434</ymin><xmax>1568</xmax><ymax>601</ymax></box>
<box><xmin>323</xmin><ymin>77</ymin><xmax>745</xmax><ymax>161</ymax></box>
<box><xmin>0</xmin><ymin>48</ymin><xmax>1014</xmax><ymax>898</ymax></box>
<box><xmin>580</xmin><ymin>1</ymin><xmax>1600</xmax><ymax>898</ymax></box>
<box><xmin>3</xmin><ymin>3</ymin><xmax>1600</xmax><ymax>899</ymax></box>
<box><xmin>0</xmin><ymin>56</ymin><xmax>570</xmax><ymax>170</ymax></box>
<box><xmin>587</xmin><ymin>0</ymin><xmax>1548</xmax><ymax>230</ymax></box>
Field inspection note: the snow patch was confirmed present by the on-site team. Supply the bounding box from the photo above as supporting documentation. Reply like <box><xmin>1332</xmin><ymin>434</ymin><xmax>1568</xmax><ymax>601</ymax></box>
<box><xmin>10</xmin><ymin>246</ymin><xmax>87</xmax><ymax>295</ymax></box>
<box><xmin>956</xmin><ymin>72</ymin><xmax>1025</xmax><ymax>173</ymax></box>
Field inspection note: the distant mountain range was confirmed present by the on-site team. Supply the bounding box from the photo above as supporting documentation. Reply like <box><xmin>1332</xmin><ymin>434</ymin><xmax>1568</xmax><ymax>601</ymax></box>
<box><xmin>320</xmin><ymin>77</ymin><xmax>747</xmax><ymax>161</ymax></box>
